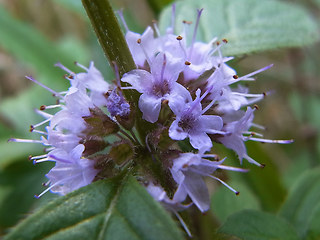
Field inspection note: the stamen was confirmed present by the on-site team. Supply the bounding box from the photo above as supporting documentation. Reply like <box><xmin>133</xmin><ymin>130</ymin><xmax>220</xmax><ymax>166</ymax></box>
<box><xmin>171</xmin><ymin>3</ymin><xmax>176</xmax><ymax>33</ymax></box>
<box><xmin>209</xmin><ymin>175</ymin><xmax>239</xmax><ymax>195</ymax></box>
<box><xmin>174</xmin><ymin>211</ymin><xmax>192</xmax><ymax>238</ymax></box>
<box><xmin>117</xmin><ymin>9</ymin><xmax>129</xmax><ymax>32</ymax></box>
<box><xmin>188</xmin><ymin>8</ymin><xmax>203</xmax><ymax>60</ymax></box>
<box><xmin>251</xmin><ymin>123</ymin><xmax>266</xmax><ymax>130</ymax></box>
<box><xmin>160</xmin><ymin>54</ymin><xmax>167</xmax><ymax>83</ymax></box>
<box><xmin>112</xmin><ymin>61</ymin><xmax>121</xmax><ymax>87</ymax></box>
<box><xmin>35</xmin><ymin>178</ymin><xmax>68</xmax><ymax>198</ymax></box>
<box><xmin>33</xmin><ymin>157</ymin><xmax>52</xmax><ymax>165</ymax></box>
<box><xmin>208</xmin><ymin>38</ymin><xmax>227</xmax><ymax>57</ymax></box>
<box><xmin>39</xmin><ymin>104</ymin><xmax>62</xmax><ymax>110</ymax></box>
<box><xmin>8</xmin><ymin>138</ymin><xmax>44</xmax><ymax>144</ymax></box>
<box><xmin>237</xmin><ymin>64</ymin><xmax>273</xmax><ymax>81</ymax></box>
<box><xmin>152</xmin><ymin>20</ymin><xmax>161</xmax><ymax>37</ymax></box>
<box><xmin>243</xmin><ymin>131</ymin><xmax>264</xmax><ymax>138</ymax></box>
<box><xmin>218</xmin><ymin>165</ymin><xmax>249</xmax><ymax>173</ymax></box>
<box><xmin>29</xmin><ymin>154</ymin><xmax>48</xmax><ymax>160</ymax></box>
<box><xmin>75</xmin><ymin>61</ymin><xmax>89</xmax><ymax>71</ymax></box>
<box><xmin>26</xmin><ymin>76</ymin><xmax>63</xmax><ymax>98</ymax></box>
<box><xmin>178</xmin><ymin>40</ymin><xmax>188</xmax><ymax>59</ymax></box>
<box><xmin>31</xmin><ymin>118</ymin><xmax>50</xmax><ymax>128</ymax></box>
<box><xmin>137</xmin><ymin>39</ymin><xmax>152</xmax><ymax>66</ymax></box>
<box><xmin>245</xmin><ymin>137</ymin><xmax>294</xmax><ymax>144</ymax></box>
<box><xmin>35</xmin><ymin>109</ymin><xmax>53</xmax><ymax>119</ymax></box>
<box><xmin>203</xmin><ymin>154</ymin><xmax>219</xmax><ymax>159</ymax></box>
<box><xmin>31</xmin><ymin>129</ymin><xmax>48</xmax><ymax>135</ymax></box>
<box><xmin>54</xmin><ymin>62</ymin><xmax>74</xmax><ymax>75</ymax></box>
<box><xmin>244</xmin><ymin>154</ymin><xmax>263</xmax><ymax>167</ymax></box>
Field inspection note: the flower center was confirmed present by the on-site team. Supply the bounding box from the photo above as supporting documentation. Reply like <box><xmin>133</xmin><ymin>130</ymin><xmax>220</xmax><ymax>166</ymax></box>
<box><xmin>178</xmin><ymin>114</ymin><xmax>197</xmax><ymax>132</ymax></box>
<box><xmin>152</xmin><ymin>79</ymin><xmax>170</xmax><ymax>97</ymax></box>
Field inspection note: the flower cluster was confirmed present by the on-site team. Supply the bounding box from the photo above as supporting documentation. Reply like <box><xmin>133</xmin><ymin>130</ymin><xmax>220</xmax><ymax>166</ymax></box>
<box><xmin>10</xmin><ymin>6</ymin><xmax>292</xmax><ymax>233</ymax></box>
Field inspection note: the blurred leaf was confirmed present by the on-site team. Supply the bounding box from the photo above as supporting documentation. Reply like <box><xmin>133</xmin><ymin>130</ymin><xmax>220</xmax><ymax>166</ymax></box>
<box><xmin>214</xmin><ymin>142</ymin><xmax>287</xmax><ymax>212</ymax></box>
<box><xmin>159</xmin><ymin>0</ymin><xmax>320</xmax><ymax>55</ymax></box>
<box><xmin>0</xmin><ymin>6</ymin><xmax>75</xmax><ymax>82</ymax></box>
<box><xmin>211</xmin><ymin>180</ymin><xmax>260</xmax><ymax>223</ymax></box>
<box><xmin>0</xmin><ymin>5</ymin><xmax>78</xmax><ymax>139</ymax></box>
<box><xmin>305</xmin><ymin>203</ymin><xmax>320</xmax><ymax>240</ymax></box>
<box><xmin>280</xmin><ymin>167</ymin><xmax>320</xmax><ymax>239</ymax></box>
<box><xmin>0</xmin><ymin>160</ymin><xmax>52</xmax><ymax>233</ymax></box>
<box><xmin>146</xmin><ymin>0</ymin><xmax>173</xmax><ymax>16</ymax></box>
<box><xmin>4</xmin><ymin>176</ymin><xmax>184</xmax><ymax>240</ymax></box>
<box><xmin>56</xmin><ymin>36</ymin><xmax>90</xmax><ymax>64</ymax></box>
<box><xmin>0</xmin><ymin>5</ymin><xmax>94</xmax><ymax>164</ymax></box>
<box><xmin>282</xmin><ymin>150</ymin><xmax>311</xmax><ymax>189</ymax></box>
<box><xmin>218</xmin><ymin>209</ymin><xmax>299</xmax><ymax>240</ymax></box>
<box><xmin>53</xmin><ymin>0</ymin><xmax>86</xmax><ymax>15</ymax></box>
<box><xmin>0</xmin><ymin>141</ymin><xmax>42</xmax><ymax>168</ymax></box>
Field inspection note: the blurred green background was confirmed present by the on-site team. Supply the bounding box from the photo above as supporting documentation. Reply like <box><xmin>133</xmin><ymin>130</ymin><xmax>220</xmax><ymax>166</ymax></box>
<box><xmin>0</xmin><ymin>0</ymin><xmax>319</xmax><ymax>238</ymax></box>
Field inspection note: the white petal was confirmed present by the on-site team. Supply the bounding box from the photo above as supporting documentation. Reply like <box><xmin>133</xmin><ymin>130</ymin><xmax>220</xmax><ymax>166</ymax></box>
<box><xmin>183</xmin><ymin>171</ymin><xmax>210</xmax><ymax>212</ymax></box>
<box><xmin>169</xmin><ymin>119</ymin><xmax>188</xmax><ymax>140</ymax></box>
<box><xmin>121</xmin><ymin>69</ymin><xmax>154</xmax><ymax>93</ymax></box>
<box><xmin>138</xmin><ymin>94</ymin><xmax>162</xmax><ymax>123</ymax></box>
<box><xmin>189</xmin><ymin>132</ymin><xmax>212</xmax><ymax>150</ymax></box>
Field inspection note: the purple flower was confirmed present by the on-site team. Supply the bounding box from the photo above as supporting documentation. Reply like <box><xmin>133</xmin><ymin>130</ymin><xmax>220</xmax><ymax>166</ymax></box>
<box><xmin>170</xmin><ymin>150</ymin><xmax>247</xmax><ymax>212</ymax></box>
<box><xmin>37</xmin><ymin>144</ymin><xmax>98</xmax><ymax>197</ymax></box>
<box><xmin>169</xmin><ymin>89</ymin><xmax>223</xmax><ymax>150</ymax></box>
<box><xmin>106</xmin><ymin>89</ymin><xmax>131</xmax><ymax>117</ymax></box>
<box><xmin>121</xmin><ymin>52</ymin><xmax>190</xmax><ymax>123</ymax></box>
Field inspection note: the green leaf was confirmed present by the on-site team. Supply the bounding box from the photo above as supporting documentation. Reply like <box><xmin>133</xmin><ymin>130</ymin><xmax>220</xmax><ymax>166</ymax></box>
<box><xmin>159</xmin><ymin>0</ymin><xmax>320</xmax><ymax>55</ymax></box>
<box><xmin>218</xmin><ymin>209</ymin><xmax>299</xmax><ymax>240</ymax></box>
<box><xmin>305</xmin><ymin>202</ymin><xmax>320</xmax><ymax>240</ymax></box>
<box><xmin>0</xmin><ymin>6</ymin><xmax>74</xmax><ymax>82</ymax></box>
<box><xmin>213</xmin><ymin>142</ymin><xmax>287</xmax><ymax>212</ymax></box>
<box><xmin>4</xmin><ymin>176</ymin><xmax>184</xmax><ymax>240</ymax></box>
<box><xmin>53</xmin><ymin>0</ymin><xmax>86</xmax><ymax>15</ymax></box>
<box><xmin>0</xmin><ymin>160</ymin><xmax>52</xmax><ymax>232</ymax></box>
<box><xmin>211</xmin><ymin>180</ymin><xmax>260</xmax><ymax>223</ymax></box>
<box><xmin>280</xmin><ymin>167</ymin><xmax>320</xmax><ymax>239</ymax></box>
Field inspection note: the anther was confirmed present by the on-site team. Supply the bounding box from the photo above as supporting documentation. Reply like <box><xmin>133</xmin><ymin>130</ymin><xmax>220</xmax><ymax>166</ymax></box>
<box><xmin>29</xmin><ymin>125</ymin><xmax>34</xmax><ymax>132</ymax></box>
<box><xmin>260</xmin><ymin>163</ymin><xmax>266</xmax><ymax>168</ymax></box>
<box><xmin>162</xmin><ymin>99</ymin><xmax>169</xmax><ymax>105</ymax></box>
<box><xmin>222</xmin><ymin>38</ymin><xmax>228</xmax><ymax>43</ymax></box>
<box><xmin>28</xmin><ymin>155</ymin><xmax>33</xmax><ymax>161</ymax></box>
<box><xmin>263</xmin><ymin>92</ymin><xmax>267</xmax><ymax>97</ymax></box>
<box><xmin>182</xmin><ymin>20</ymin><xmax>192</xmax><ymax>24</ymax></box>
<box><xmin>137</xmin><ymin>38</ymin><xmax>141</xmax><ymax>44</ymax></box>
<box><xmin>254</xmin><ymin>104</ymin><xmax>259</xmax><ymax>110</ymax></box>
<box><xmin>236</xmin><ymin>191</ymin><xmax>240</xmax><ymax>195</ymax></box>
<box><xmin>216</xmin><ymin>41</ymin><xmax>220</xmax><ymax>46</ymax></box>
<box><xmin>233</xmin><ymin>75</ymin><xmax>239</xmax><ymax>79</ymax></box>
<box><xmin>39</xmin><ymin>105</ymin><xmax>46</xmax><ymax>111</ymax></box>
<box><xmin>176</xmin><ymin>35</ymin><xmax>183</xmax><ymax>40</ymax></box>
<box><xmin>185</xmin><ymin>61</ymin><xmax>191</xmax><ymax>65</ymax></box>
<box><xmin>183</xmin><ymin>163</ymin><xmax>189</xmax><ymax>168</ymax></box>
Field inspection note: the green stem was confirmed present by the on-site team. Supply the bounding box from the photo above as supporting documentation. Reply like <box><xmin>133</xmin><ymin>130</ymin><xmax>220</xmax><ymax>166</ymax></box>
<box><xmin>82</xmin><ymin>0</ymin><xmax>136</xmax><ymax>78</ymax></box>
<box><xmin>82</xmin><ymin>0</ymin><xmax>153</xmax><ymax>142</ymax></box>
